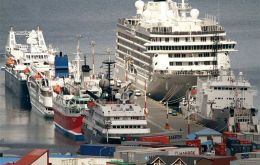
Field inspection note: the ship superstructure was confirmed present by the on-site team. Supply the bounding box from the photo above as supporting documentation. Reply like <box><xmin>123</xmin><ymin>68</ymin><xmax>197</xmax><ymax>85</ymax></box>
<box><xmin>5</xmin><ymin>26</ymin><xmax>56</xmax><ymax>108</ymax></box>
<box><xmin>84</xmin><ymin>59</ymin><xmax>150</xmax><ymax>144</ymax></box>
<box><xmin>180</xmin><ymin>70</ymin><xmax>260</xmax><ymax>133</ymax></box>
<box><xmin>115</xmin><ymin>0</ymin><xmax>236</xmax><ymax>102</ymax></box>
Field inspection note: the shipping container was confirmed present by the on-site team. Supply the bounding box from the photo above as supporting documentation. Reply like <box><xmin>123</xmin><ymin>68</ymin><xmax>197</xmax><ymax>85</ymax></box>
<box><xmin>253</xmin><ymin>133</ymin><xmax>260</xmax><ymax>141</ymax></box>
<box><xmin>121</xmin><ymin>141</ymin><xmax>162</xmax><ymax>146</ymax></box>
<box><xmin>229</xmin><ymin>144</ymin><xmax>253</xmax><ymax>156</ymax></box>
<box><xmin>253</xmin><ymin>141</ymin><xmax>260</xmax><ymax>150</ymax></box>
<box><xmin>226</xmin><ymin>138</ymin><xmax>240</xmax><ymax>148</ymax></box>
<box><xmin>242</xmin><ymin>132</ymin><xmax>254</xmax><ymax>142</ymax></box>
<box><xmin>106</xmin><ymin>161</ymin><xmax>136</xmax><ymax>165</ymax></box>
<box><xmin>223</xmin><ymin>132</ymin><xmax>237</xmax><ymax>143</ymax></box>
<box><xmin>80</xmin><ymin>144</ymin><xmax>115</xmax><ymax>156</ymax></box>
<box><xmin>239</xmin><ymin>139</ymin><xmax>252</xmax><ymax>144</ymax></box>
<box><xmin>140</xmin><ymin>135</ymin><xmax>170</xmax><ymax>145</ymax></box>
<box><xmin>236</xmin><ymin>133</ymin><xmax>246</xmax><ymax>140</ymax></box>
<box><xmin>215</xmin><ymin>143</ymin><xmax>226</xmax><ymax>156</ymax></box>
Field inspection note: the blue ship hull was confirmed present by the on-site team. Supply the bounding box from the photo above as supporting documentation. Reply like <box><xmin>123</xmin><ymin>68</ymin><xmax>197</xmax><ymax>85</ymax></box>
<box><xmin>5</xmin><ymin>69</ymin><xmax>31</xmax><ymax>109</ymax></box>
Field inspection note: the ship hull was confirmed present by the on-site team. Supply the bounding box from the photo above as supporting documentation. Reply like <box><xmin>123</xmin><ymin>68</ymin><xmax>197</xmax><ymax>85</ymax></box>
<box><xmin>28</xmin><ymin>88</ymin><xmax>54</xmax><ymax>118</ymax></box>
<box><xmin>181</xmin><ymin>106</ymin><xmax>230</xmax><ymax>132</ymax></box>
<box><xmin>53</xmin><ymin>108</ymin><xmax>84</xmax><ymax>141</ymax></box>
<box><xmin>115</xmin><ymin>63</ymin><xmax>197</xmax><ymax>101</ymax></box>
<box><xmin>5</xmin><ymin>69</ymin><xmax>31</xmax><ymax>109</ymax></box>
<box><xmin>83</xmin><ymin>126</ymin><xmax>121</xmax><ymax>144</ymax></box>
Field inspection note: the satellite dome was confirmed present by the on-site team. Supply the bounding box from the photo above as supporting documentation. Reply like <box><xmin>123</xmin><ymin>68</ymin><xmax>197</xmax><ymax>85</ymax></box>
<box><xmin>190</xmin><ymin>9</ymin><xmax>199</xmax><ymax>19</ymax></box>
<box><xmin>135</xmin><ymin>0</ymin><xmax>144</xmax><ymax>9</ymax></box>
<box><xmin>29</xmin><ymin>30</ymin><xmax>37</xmax><ymax>39</ymax></box>
<box><xmin>115</xmin><ymin>93</ymin><xmax>121</xmax><ymax>99</ymax></box>
<box><xmin>99</xmin><ymin>79</ymin><xmax>109</xmax><ymax>88</ymax></box>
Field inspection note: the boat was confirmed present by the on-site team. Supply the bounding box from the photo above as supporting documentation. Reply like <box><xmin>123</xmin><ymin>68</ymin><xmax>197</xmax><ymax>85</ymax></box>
<box><xmin>5</xmin><ymin>26</ymin><xmax>55</xmax><ymax>109</ymax></box>
<box><xmin>26</xmin><ymin>52</ymin><xmax>71</xmax><ymax>118</ymax></box>
<box><xmin>84</xmin><ymin>59</ymin><xmax>150</xmax><ymax>144</ymax></box>
<box><xmin>180</xmin><ymin>70</ymin><xmax>260</xmax><ymax>133</ymax></box>
<box><xmin>52</xmin><ymin>39</ymin><xmax>102</xmax><ymax>141</ymax></box>
<box><xmin>115</xmin><ymin>0</ymin><xmax>237</xmax><ymax>102</ymax></box>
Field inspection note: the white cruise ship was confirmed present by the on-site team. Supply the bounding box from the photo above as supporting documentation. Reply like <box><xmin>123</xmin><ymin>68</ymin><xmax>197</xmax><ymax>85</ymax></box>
<box><xmin>115</xmin><ymin>0</ymin><xmax>237</xmax><ymax>102</ymax></box>
<box><xmin>5</xmin><ymin>26</ymin><xmax>56</xmax><ymax>109</ymax></box>
<box><xmin>180</xmin><ymin>70</ymin><xmax>260</xmax><ymax>133</ymax></box>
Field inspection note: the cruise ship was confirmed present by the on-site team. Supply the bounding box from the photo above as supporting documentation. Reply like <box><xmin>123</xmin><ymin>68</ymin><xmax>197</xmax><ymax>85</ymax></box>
<box><xmin>180</xmin><ymin>70</ymin><xmax>260</xmax><ymax>133</ymax></box>
<box><xmin>5</xmin><ymin>26</ymin><xmax>55</xmax><ymax>109</ymax></box>
<box><xmin>115</xmin><ymin>0</ymin><xmax>237</xmax><ymax>102</ymax></box>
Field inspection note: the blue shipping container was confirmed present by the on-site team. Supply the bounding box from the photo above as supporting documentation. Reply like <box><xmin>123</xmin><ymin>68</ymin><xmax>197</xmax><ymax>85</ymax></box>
<box><xmin>226</xmin><ymin>138</ymin><xmax>240</xmax><ymax>148</ymax></box>
<box><xmin>229</xmin><ymin>144</ymin><xmax>253</xmax><ymax>156</ymax></box>
<box><xmin>80</xmin><ymin>144</ymin><xmax>115</xmax><ymax>157</ymax></box>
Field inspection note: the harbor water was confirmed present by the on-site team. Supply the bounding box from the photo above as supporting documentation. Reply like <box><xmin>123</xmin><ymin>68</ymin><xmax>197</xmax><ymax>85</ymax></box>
<box><xmin>0</xmin><ymin>0</ymin><xmax>260</xmax><ymax>154</ymax></box>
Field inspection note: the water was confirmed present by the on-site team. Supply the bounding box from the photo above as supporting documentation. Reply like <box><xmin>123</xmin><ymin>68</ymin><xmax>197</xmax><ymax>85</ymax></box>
<box><xmin>0</xmin><ymin>0</ymin><xmax>260</xmax><ymax>154</ymax></box>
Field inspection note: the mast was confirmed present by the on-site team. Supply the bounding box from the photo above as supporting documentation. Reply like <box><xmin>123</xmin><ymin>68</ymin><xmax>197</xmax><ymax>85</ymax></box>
<box><xmin>90</xmin><ymin>41</ymin><xmax>96</xmax><ymax>77</ymax></box>
<box><xmin>75</xmin><ymin>34</ymin><xmax>83</xmax><ymax>83</ymax></box>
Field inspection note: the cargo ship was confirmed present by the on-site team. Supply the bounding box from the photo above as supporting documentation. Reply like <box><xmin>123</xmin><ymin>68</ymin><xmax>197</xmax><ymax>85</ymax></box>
<box><xmin>180</xmin><ymin>70</ymin><xmax>260</xmax><ymax>133</ymax></box>
<box><xmin>115</xmin><ymin>0</ymin><xmax>237</xmax><ymax>102</ymax></box>
<box><xmin>84</xmin><ymin>59</ymin><xmax>150</xmax><ymax>144</ymax></box>
<box><xmin>5</xmin><ymin>26</ymin><xmax>55</xmax><ymax>109</ymax></box>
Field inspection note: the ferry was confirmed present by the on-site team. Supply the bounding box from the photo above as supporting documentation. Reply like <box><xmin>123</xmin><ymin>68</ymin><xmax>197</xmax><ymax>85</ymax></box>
<box><xmin>115</xmin><ymin>0</ymin><xmax>237</xmax><ymax>102</ymax></box>
<box><xmin>5</xmin><ymin>26</ymin><xmax>55</xmax><ymax>109</ymax></box>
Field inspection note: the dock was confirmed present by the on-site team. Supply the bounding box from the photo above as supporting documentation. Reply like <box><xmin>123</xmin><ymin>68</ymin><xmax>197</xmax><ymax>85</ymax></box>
<box><xmin>136</xmin><ymin>96</ymin><xmax>204</xmax><ymax>135</ymax></box>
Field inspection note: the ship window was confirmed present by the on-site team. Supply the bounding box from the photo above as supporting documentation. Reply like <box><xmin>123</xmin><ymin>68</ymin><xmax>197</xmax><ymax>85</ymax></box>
<box><xmin>114</xmin><ymin>117</ymin><xmax>120</xmax><ymax>120</ymax></box>
<box><xmin>116</xmin><ymin>125</ymin><xmax>120</xmax><ymax>128</ymax></box>
<box><xmin>113</xmin><ymin>126</ymin><xmax>116</xmax><ymax>128</ymax></box>
<box><xmin>174</xmin><ymin>54</ymin><xmax>180</xmax><ymax>58</ymax></box>
<box><xmin>204</xmin><ymin>61</ymin><xmax>210</xmax><ymax>65</ymax></box>
<box><xmin>181</xmin><ymin>54</ymin><xmax>186</xmax><ymax>57</ymax></box>
<box><xmin>192</xmin><ymin>37</ymin><xmax>195</xmax><ymax>42</ymax></box>
<box><xmin>185</xmin><ymin>37</ymin><xmax>189</xmax><ymax>42</ymax></box>
<box><xmin>129</xmin><ymin>125</ymin><xmax>133</xmax><ymax>128</ymax></box>
<box><xmin>173</xmin><ymin>38</ymin><xmax>179</xmax><ymax>42</ymax></box>
<box><xmin>199</xmin><ymin>54</ymin><xmax>203</xmax><ymax>57</ymax></box>
<box><xmin>201</xmin><ymin>37</ymin><xmax>206</xmax><ymax>42</ymax></box>
<box><xmin>169</xmin><ymin>62</ymin><xmax>174</xmax><ymax>66</ymax></box>
<box><xmin>195</xmin><ymin>62</ymin><xmax>198</xmax><ymax>65</ymax></box>
<box><xmin>176</xmin><ymin>62</ymin><xmax>182</xmax><ymax>66</ymax></box>
<box><xmin>188</xmin><ymin>62</ymin><xmax>193</xmax><ymax>65</ymax></box>
<box><xmin>165</xmin><ymin>38</ymin><xmax>169</xmax><ymax>42</ymax></box>
<box><xmin>168</xmin><ymin>54</ymin><xmax>173</xmax><ymax>58</ymax></box>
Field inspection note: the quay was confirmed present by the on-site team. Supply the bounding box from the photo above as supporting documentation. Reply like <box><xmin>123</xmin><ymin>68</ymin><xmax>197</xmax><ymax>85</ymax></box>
<box><xmin>135</xmin><ymin>96</ymin><xmax>204</xmax><ymax>135</ymax></box>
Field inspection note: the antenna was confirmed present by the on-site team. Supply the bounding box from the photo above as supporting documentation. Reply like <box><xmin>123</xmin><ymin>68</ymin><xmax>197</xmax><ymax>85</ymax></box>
<box><xmin>90</xmin><ymin>41</ymin><xmax>96</xmax><ymax>77</ymax></box>
<box><xmin>74</xmin><ymin>34</ymin><xmax>84</xmax><ymax>83</ymax></box>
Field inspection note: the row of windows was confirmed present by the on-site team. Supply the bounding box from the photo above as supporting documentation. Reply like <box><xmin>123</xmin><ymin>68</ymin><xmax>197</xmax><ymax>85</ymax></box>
<box><xmin>26</xmin><ymin>55</ymin><xmax>48</xmax><ymax>60</ymax></box>
<box><xmin>118</xmin><ymin>32</ymin><xmax>145</xmax><ymax>45</ymax></box>
<box><xmin>168</xmin><ymin>61</ymin><xmax>217</xmax><ymax>66</ymax></box>
<box><xmin>113</xmin><ymin>116</ymin><xmax>144</xmax><ymax>120</ymax></box>
<box><xmin>168</xmin><ymin>53</ymin><xmax>216</xmax><ymax>58</ymax></box>
<box><xmin>147</xmin><ymin>44</ymin><xmax>235</xmax><ymax>51</ymax></box>
<box><xmin>117</xmin><ymin>45</ymin><xmax>152</xmax><ymax>64</ymax></box>
<box><xmin>112</xmin><ymin>125</ymin><xmax>144</xmax><ymax>129</ymax></box>
<box><xmin>151</xmin><ymin>36</ymin><xmax>220</xmax><ymax>43</ymax></box>
<box><xmin>215</xmin><ymin>97</ymin><xmax>245</xmax><ymax>100</ymax></box>
<box><xmin>213</xmin><ymin>87</ymin><xmax>248</xmax><ymax>91</ymax></box>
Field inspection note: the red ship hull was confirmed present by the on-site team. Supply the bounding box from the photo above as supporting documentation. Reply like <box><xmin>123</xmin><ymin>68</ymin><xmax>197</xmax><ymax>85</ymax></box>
<box><xmin>54</xmin><ymin>108</ymin><xmax>84</xmax><ymax>141</ymax></box>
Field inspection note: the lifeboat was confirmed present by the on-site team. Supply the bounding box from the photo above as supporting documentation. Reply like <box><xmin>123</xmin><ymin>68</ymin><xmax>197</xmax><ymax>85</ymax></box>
<box><xmin>34</xmin><ymin>73</ymin><xmax>42</xmax><ymax>80</ymax></box>
<box><xmin>54</xmin><ymin>85</ymin><xmax>61</xmax><ymax>94</ymax></box>
<box><xmin>23</xmin><ymin>67</ymin><xmax>30</xmax><ymax>75</ymax></box>
<box><xmin>6</xmin><ymin>58</ymin><xmax>16</xmax><ymax>66</ymax></box>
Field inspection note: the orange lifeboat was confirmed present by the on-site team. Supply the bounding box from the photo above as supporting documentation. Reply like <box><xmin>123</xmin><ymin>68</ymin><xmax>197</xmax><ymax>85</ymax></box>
<box><xmin>34</xmin><ymin>73</ymin><xmax>42</xmax><ymax>80</ymax></box>
<box><xmin>23</xmin><ymin>67</ymin><xmax>30</xmax><ymax>74</ymax></box>
<box><xmin>6</xmin><ymin>58</ymin><xmax>15</xmax><ymax>66</ymax></box>
<box><xmin>53</xmin><ymin>85</ymin><xmax>61</xmax><ymax>94</ymax></box>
